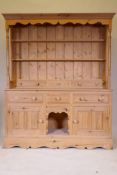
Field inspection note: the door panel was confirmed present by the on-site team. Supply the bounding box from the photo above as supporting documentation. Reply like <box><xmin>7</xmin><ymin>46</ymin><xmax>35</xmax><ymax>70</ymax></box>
<box><xmin>7</xmin><ymin>104</ymin><xmax>46</xmax><ymax>137</ymax></box>
<box><xmin>72</xmin><ymin>106</ymin><xmax>110</xmax><ymax>136</ymax></box>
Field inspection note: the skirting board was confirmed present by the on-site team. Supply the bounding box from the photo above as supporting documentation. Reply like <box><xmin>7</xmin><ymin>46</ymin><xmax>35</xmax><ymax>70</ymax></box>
<box><xmin>3</xmin><ymin>136</ymin><xmax>113</xmax><ymax>149</ymax></box>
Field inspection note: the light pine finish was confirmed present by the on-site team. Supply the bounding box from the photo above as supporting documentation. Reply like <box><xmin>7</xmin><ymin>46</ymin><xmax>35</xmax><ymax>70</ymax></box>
<box><xmin>3</xmin><ymin>13</ymin><xmax>115</xmax><ymax>149</ymax></box>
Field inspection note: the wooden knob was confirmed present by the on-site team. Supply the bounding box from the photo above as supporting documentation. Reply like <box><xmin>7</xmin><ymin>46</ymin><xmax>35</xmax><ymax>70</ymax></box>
<box><xmin>64</xmin><ymin>108</ymin><xmax>68</xmax><ymax>112</ymax></box>
<box><xmin>39</xmin><ymin>119</ymin><xmax>44</xmax><ymax>123</ymax></box>
<box><xmin>77</xmin><ymin>82</ymin><xmax>82</xmax><ymax>86</ymax></box>
<box><xmin>55</xmin><ymin>97</ymin><xmax>61</xmax><ymax>101</ymax></box>
<box><xmin>73</xmin><ymin>120</ymin><xmax>78</xmax><ymax>124</ymax></box>
<box><xmin>32</xmin><ymin>96</ymin><xmax>37</xmax><ymax>101</ymax></box>
<box><xmin>8</xmin><ymin>110</ymin><xmax>11</xmax><ymax>114</ymax></box>
<box><xmin>98</xmin><ymin>98</ymin><xmax>101</xmax><ymax>102</ymax></box>
<box><xmin>22</xmin><ymin>107</ymin><xmax>25</xmax><ymax>110</ymax></box>
<box><xmin>52</xmin><ymin>139</ymin><xmax>56</xmax><ymax>143</ymax></box>
<box><xmin>98</xmin><ymin>96</ymin><xmax>104</xmax><ymax>102</ymax></box>
<box><xmin>79</xmin><ymin>97</ymin><xmax>84</xmax><ymax>101</ymax></box>
<box><xmin>37</xmin><ymin>82</ymin><xmax>40</xmax><ymax>86</ymax></box>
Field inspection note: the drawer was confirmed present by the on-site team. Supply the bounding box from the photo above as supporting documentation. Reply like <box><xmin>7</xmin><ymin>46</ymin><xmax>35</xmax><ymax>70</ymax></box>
<box><xmin>47</xmin><ymin>93</ymin><xmax>70</xmax><ymax>104</ymax></box>
<box><xmin>7</xmin><ymin>92</ymin><xmax>44</xmax><ymax>103</ymax></box>
<box><xmin>17</xmin><ymin>80</ymin><xmax>46</xmax><ymax>88</ymax></box>
<box><xmin>73</xmin><ymin>93</ymin><xmax>109</xmax><ymax>104</ymax></box>
<box><xmin>72</xmin><ymin>79</ymin><xmax>103</xmax><ymax>88</ymax></box>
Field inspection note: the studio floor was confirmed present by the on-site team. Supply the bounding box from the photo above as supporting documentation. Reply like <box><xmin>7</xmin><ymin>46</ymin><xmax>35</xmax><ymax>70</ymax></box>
<box><xmin>0</xmin><ymin>141</ymin><xmax>117</xmax><ymax>175</ymax></box>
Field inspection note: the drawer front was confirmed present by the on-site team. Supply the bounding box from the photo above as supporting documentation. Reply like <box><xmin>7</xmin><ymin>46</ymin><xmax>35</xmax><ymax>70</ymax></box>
<box><xmin>17</xmin><ymin>80</ymin><xmax>46</xmax><ymax>88</ymax></box>
<box><xmin>72</xmin><ymin>79</ymin><xmax>103</xmax><ymax>88</ymax></box>
<box><xmin>7</xmin><ymin>92</ymin><xmax>44</xmax><ymax>103</ymax></box>
<box><xmin>73</xmin><ymin>93</ymin><xmax>109</xmax><ymax>104</ymax></box>
<box><xmin>47</xmin><ymin>93</ymin><xmax>70</xmax><ymax>104</ymax></box>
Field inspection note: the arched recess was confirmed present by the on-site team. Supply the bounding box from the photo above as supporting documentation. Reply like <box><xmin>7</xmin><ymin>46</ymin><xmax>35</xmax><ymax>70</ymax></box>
<box><xmin>48</xmin><ymin>112</ymin><xmax>69</xmax><ymax>135</ymax></box>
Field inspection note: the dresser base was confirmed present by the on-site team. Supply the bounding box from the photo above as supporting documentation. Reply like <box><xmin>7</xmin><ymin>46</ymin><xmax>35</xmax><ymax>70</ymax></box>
<box><xmin>3</xmin><ymin>136</ymin><xmax>113</xmax><ymax>149</ymax></box>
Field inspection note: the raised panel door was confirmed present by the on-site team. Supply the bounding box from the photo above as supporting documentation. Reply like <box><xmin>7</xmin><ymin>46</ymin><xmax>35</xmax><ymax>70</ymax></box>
<box><xmin>7</xmin><ymin>104</ymin><xmax>46</xmax><ymax>137</ymax></box>
<box><xmin>72</xmin><ymin>106</ymin><xmax>110</xmax><ymax>136</ymax></box>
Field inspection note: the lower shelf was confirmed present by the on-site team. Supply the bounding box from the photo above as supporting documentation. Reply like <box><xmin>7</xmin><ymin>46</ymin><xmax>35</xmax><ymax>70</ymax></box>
<box><xmin>3</xmin><ymin>136</ymin><xmax>113</xmax><ymax>149</ymax></box>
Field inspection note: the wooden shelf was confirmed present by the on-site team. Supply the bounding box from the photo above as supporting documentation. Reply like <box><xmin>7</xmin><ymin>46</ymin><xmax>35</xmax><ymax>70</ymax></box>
<box><xmin>12</xmin><ymin>59</ymin><xmax>105</xmax><ymax>62</ymax></box>
<box><xmin>11</xmin><ymin>40</ymin><xmax>105</xmax><ymax>43</ymax></box>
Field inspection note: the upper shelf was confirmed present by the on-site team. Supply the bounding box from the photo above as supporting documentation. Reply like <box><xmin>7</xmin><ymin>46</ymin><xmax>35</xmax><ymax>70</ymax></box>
<box><xmin>11</xmin><ymin>40</ymin><xmax>105</xmax><ymax>43</ymax></box>
<box><xmin>12</xmin><ymin>59</ymin><xmax>105</xmax><ymax>62</ymax></box>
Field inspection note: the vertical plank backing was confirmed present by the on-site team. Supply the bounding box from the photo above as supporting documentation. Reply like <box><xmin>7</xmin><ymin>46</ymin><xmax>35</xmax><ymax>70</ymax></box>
<box><xmin>20</xmin><ymin>27</ymin><xmax>29</xmax><ymax>80</ymax></box>
<box><xmin>37</xmin><ymin>26</ymin><xmax>46</xmax><ymax>60</ymax></box>
<box><xmin>12</xmin><ymin>27</ymin><xmax>21</xmax><ymax>59</ymax></box>
<box><xmin>47</xmin><ymin>26</ymin><xmax>55</xmax><ymax>60</ymax></box>
<box><xmin>65</xmin><ymin>62</ymin><xmax>73</xmax><ymax>80</ymax></box>
<box><xmin>64</xmin><ymin>25</ymin><xmax>73</xmax><ymax>60</ymax></box>
<box><xmin>91</xmin><ymin>63</ymin><xmax>99</xmax><ymax>79</ymax></box>
<box><xmin>56</xmin><ymin>43</ymin><xmax>64</xmax><ymax>60</ymax></box>
<box><xmin>74</xmin><ymin>43</ymin><xmax>82</xmax><ymax>59</ymax></box>
<box><xmin>38</xmin><ymin>62</ymin><xmax>47</xmax><ymax>80</ymax></box>
<box><xmin>28</xmin><ymin>25</ymin><xmax>38</xmax><ymax>59</ymax></box>
<box><xmin>47</xmin><ymin>43</ymin><xmax>55</xmax><ymax>60</ymax></box>
<box><xmin>55</xmin><ymin>25</ymin><xmax>65</xmax><ymax>80</ymax></box>
<box><xmin>83</xmin><ymin>62</ymin><xmax>91</xmax><ymax>79</ymax></box>
<box><xmin>38</xmin><ymin>26</ymin><xmax>46</xmax><ymax>41</ymax></box>
<box><xmin>56</xmin><ymin>25</ymin><xmax>64</xmax><ymax>41</ymax></box>
<box><xmin>28</xmin><ymin>25</ymin><xmax>38</xmax><ymax>80</ymax></box>
<box><xmin>12</xmin><ymin>27</ymin><xmax>21</xmax><ymax>81</ymax></box>
<box><xmin>47</xmin><ymin>62</ymin><xmax>55</xmax><ymax>80</ymax></box>
<box><xmin>64</xmin><ymin>25</ymin><xmax>73</xmax><ymax>41</ymax></box>
<box><xmin>74</xmin><ymin>26</ymin><xmax>82</xmax><ymax>41</ymax></box>
<box><xmin>37</xmin><ymin>43</ymin><xmax>46</xmax><ymax>60</ymax></box>
<box><xmin>91</xmin><ymin>27</ymin><xmax>99</xmax><ymax>79</ymax></box>
<box><xmin>55</xmin><ymin>62</ymin><xmax>64</xmax><ymax>80</ymax></box>
<box><xmin>73</xmin><ymin>26</ymin><xmax>83</xmax><ymax>80</ymax></box>
<box><xmin>65</xmin><ymin>43</ymin><xmax>73</xmax><ymax>60</ymax></box>
<box><xmin>74</xmin><ymin>62</ymin><xmax>83</xmax><ymax>80</ymax></box>
<box><xmin>82</xmin><ymin>26</ymin><xmax>92</xmax><ymax>79</ymax></box>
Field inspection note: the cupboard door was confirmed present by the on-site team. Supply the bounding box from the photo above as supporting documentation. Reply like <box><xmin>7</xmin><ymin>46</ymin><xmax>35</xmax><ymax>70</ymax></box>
<box><xmin>72</xmin><ymin>106</ymin><xmax>110</xmax><ymax>136</ymax></box>
<box><xmin>7</xmin><ymin>104</ymin><xmax>46</xmax><ymax>137</ymax></box>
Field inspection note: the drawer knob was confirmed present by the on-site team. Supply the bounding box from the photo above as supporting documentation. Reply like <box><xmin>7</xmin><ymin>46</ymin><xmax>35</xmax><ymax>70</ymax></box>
<box><xmin>98</xmin><ymin>97</ymin><xmax>104</xmax><ymax>102</ymax></box>
<box><xmin>39</xmin><ymin>119</ymin><xmax>44</xmax><ymax>123</ymax></box>
<box><xmin>37</xmin><ymin>82</ymin><xmax>40</xmax><ymax>86</ymax></box>
<box><xmin>77</xmin><ymin>82</ymin><xmax>82</xmax><ymax>86</ymax></box>
<box><xmin>79</xmin><ymin>97</ymin><xmax>88</xmax><ymax>102</ymax></box>
<box><xmin>73</xmin><ymin>120</ymin><xmax>79</xmax><ymax>124</ymax></box>
<box><xmin>22</xmin><ymin>107</ymin><xmax>25</xmax><ymax>110</ymax></box>
<box><xmin>55</xmin><ymin>97</ymin><xmax>61</xmax><ymax>101</ymax></box>
<box><xmin>79</xmin><ymin>97</ymin><xmax>84</xmax><ymax>101</ymax></box>
<box><xmin>32</xmin><ymin>96</ymin><xmax>37</xmax><ymax>101</ymax></box>
<box><xmin>52</xmin><ymin>139</ymin><xmax>56</xmax><ymax>143</ymax></box>
<box><xmin>64</xmin><ymin>108</ymin><xmax>68</xmax><ymax>112</ymax></box>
